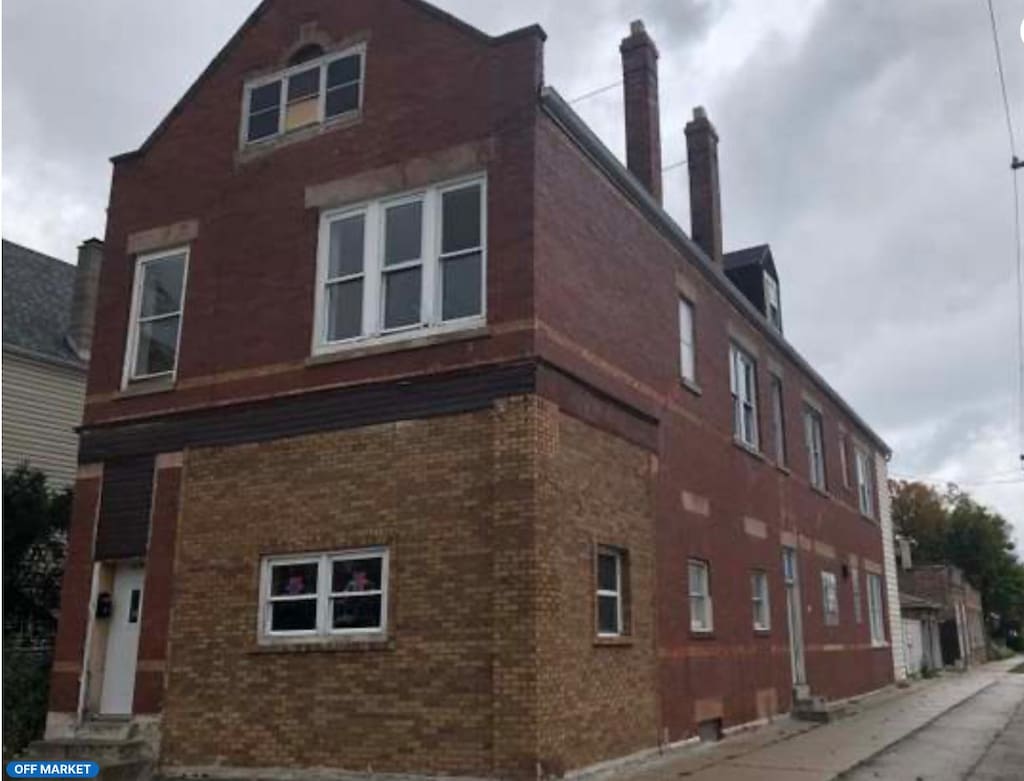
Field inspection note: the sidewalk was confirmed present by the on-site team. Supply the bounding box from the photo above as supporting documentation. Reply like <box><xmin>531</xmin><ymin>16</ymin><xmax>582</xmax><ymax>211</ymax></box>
<box><xmin>590</xmin><ymin>656</ymin><xmax>1023</xmax><ymax>781</ymax></box>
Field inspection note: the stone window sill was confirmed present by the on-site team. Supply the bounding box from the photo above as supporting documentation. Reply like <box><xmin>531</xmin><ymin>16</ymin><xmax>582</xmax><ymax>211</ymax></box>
<box><xmin>733</xmin><ymin>439</ymin><xmax>767</xmax><ymax>463</ymax></box>
<box><xmin>680</xmin><ymin>377</ymin><xmax>703</xmax><ymax>397</ymax></box>
<box><xmin>690</xmin><ymin>629</ymin><xmax>715</xmax><ymax>640</ymax></box>
<box><xmin>306</xmin><ymin>323</ymin><xmax>489</xmax><ymax>366</ymax></box>
<box><xmin>250</xmin><ymin>637</ymin><xmax>394</xmax><ymax>654</ymax></box>
<box><xmin>117</xmin><ymin>376</ymin><xmax>176</xmax><ymax>400</ymax></box>
<box><xmin>594</xmin><ymin>635</ymin><xmax>634</xmax><ymax>648</ymax></box>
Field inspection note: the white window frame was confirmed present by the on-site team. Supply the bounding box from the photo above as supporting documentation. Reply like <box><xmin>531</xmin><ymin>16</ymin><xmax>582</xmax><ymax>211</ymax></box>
<box><xmin>821</xmin><ymin>570</ymin><xmax>839</xmax><ymax>626</ymax></box>
<box><xmin>689</xmin><ymin>559</ymin><xmax>713</xmax><ymax>633</ymax></box>
<box><xmin>730</xmin><ymin>343</ymin><xmax>759</xmax><ymax>449</ymax></box>
<box><xmin>312</xmin><ymin>174</ymin><xmax>487</xmax><ymax>355</ymax></box>
<box><xmin>259</xmin><ymin>547</ymin><xmax>389</xmax><ymax>643</ymax></box>
<box><xmin>867</xmin><ymin>572</ymin><xmax>885</xmax><ymax>645</ymax></box>
<box><xmin>769</xmin><ymin>373</ymin><xmax>786</xmax><ymax>466</ymax></box>
<box><xmin>764</xmin><ymin>272</ymin><xmax>781</xmax><ymax>331</ymax></box>
<box><xmin>240</xmin><ymin>43</ymin><xmax>366</xmax><ymax>147</ymax></box>
<box><xmin>751</xmin><ymin>569</ymin><xmax>771</xmax><ymax>630</ymax></box>
<box><xmin>122</xmin><ymin>246</ymin><xmax>190</xmax><ymax>387</ymax></box>
<box><xmin>679</xmin><ymin>298</ymin><xmax>696</xmax><ymax>383</ymax></box>
<box><xmin>855</xmin><ymin>447</ymin><xmax>874</xmax><ymax>517</ymax></box>
<box><xmin>596</xmin><ymin>547</ymin><xmax>624</xmax><ymax>637</ymax></box>
<box><xmin>839</xmin><ymin>433</ymin><xmax>851</xmax><ymax>488</ymax></box>
<box><xmin>803</xmin><ymin>405</ymin><xmax>827</xmax><ymax>490</ymax></box>
<box><xmin>852</xmin><ymin>567</ymin><xmax>863</xmax><ymax>624</ymax></box>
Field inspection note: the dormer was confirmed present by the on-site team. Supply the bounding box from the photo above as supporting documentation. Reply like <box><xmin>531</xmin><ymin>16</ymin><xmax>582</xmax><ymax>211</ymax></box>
<box><xmin>723</xmin><ymin>244</ymin><xmax>783</xmax><ymax>333</ymax></box>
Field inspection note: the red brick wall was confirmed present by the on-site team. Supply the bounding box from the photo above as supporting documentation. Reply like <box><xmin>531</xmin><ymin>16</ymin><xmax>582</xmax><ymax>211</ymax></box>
<box><xmin>533</xmin><ymin>115</ymin><xmax>893</xmax><ymax>739</ymax></box>
<box><xmin>85</xmin><ymin>0</ymin><xmax>542</xmax><ymax>426</ymax></box>
<box><xmin>49</xmin><ymin>471</ymin><xmax>102</xmax><ymax>714</ymax></box>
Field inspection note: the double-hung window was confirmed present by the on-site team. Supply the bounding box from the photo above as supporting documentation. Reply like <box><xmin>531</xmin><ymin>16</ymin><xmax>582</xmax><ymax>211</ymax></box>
<box><xmin>803</xmin><ymin>406</ymin><xmax>826</xmax><ymax>490</ymax></box>
<box><xmin>839</xmin><ymin>433</ymin><xmax>851</xmax><ymax>488</ymax></box>
<box><xmin>751</xmin><ymin>570</ymin><xmax>770</xmax><ymax>630</ymax></box>
<box><xmin>679</xmin><ymin>299</ymin><xmax>696</xmax><ymax>383</ymax></box>
<box><xmin>764</xmin><ymin>272</ymin><xmax>782</xmax><ymax>331</ymax></box>
<box><xmin>730</xmin><ymin>344</ymin><xmax>759</xmax><ymax>449</ymax></box>
<box><xmin>769</xmin><ymin>373</ymin><xmax>786</xmax><ymax>466</ymax></box>
<box><xmin>855</xmin><ymin>447</ymin><xmax>874</xmax><ymax>517</ymax></box>
<box><xmin>689</xmin><ymin>559</ymin><xmax>713</xmax><ymax>632</ymax></box>
<box><xmin>125</xmin><ymin>247</ymin><xmax>188</xmax><ymax>383</ymax></box>
<box><xmin>596</xmin><ymin>547</ymin><xmax>625</xmax><ymax>637</ymax></box>
<box><xmin>261</xmin><ymin>547</ymin><xmax>389</xmax><ymax>640</ymax></box>
<box><xmin>867</xmin><ymin>572</ymin><xmax>885</xmax><ymax>645</ymax></box>
<box><xmin>852</xmin><ymin>567</ymin><xmax>863</xmax><ymax>624</ymax></box>
<box><xmin>315</xmin><ymin>176</ymin><xmax>486</xmax><ymax>351</ymax></box>
<box><xmin>821</xmin><ymin>571</ymin><xmax>839</xmax><ymax>626</ymax></box>
<box><xmin>243</xmin><ymin>46</ymin><xmax>364</xmax><ymax>145</ymax></box>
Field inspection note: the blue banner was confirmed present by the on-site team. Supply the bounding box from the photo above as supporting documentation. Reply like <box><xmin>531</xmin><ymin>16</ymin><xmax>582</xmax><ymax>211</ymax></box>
<box><xmin>6</xmin><ymin>762</ymin><xmax>99</xmax><ymax>778</ymax></box>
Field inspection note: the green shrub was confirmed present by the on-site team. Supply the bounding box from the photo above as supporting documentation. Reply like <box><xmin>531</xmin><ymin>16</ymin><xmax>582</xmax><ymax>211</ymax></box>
<box><xmin>2</xmin><ymin>640</ymin><xmax>52</xmax><ymax>759</ymax></box>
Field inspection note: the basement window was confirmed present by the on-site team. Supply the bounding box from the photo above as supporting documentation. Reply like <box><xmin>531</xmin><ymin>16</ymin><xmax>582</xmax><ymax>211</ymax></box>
<box><xmin>260</xmin><ymin>547</ymin><xmax>389</xmax><ymax>641</ymax></box>
<box><xmin>314</xmin><ymin>175</ymin><xmax>486</xmax><ymax>352</ymax></box>
<box><xmin>124</xmin><ymin>246</ymin><xmax>188</xmax><ymax>385</ymax></box>
<box><xmin>242</xmin><ymin>45</ymin><xmax>364</xmax><ymax>145</ymax></box>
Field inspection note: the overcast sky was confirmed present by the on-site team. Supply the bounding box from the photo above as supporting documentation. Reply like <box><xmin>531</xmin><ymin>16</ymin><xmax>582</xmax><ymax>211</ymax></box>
<box><xmin>3</xmin><ymin>0</ymin><xmax>1023</xmax><ymax>538</ymax></box>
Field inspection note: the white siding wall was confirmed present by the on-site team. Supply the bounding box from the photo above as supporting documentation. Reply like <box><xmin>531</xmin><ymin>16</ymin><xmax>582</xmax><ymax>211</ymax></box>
<box><xmin>876</xmin><ymin>452</ymin><xmax>906</xmax><ymax>680</ymax></box>
<box><xmin>2</xmin><ymin>350</ymin><xmax>86</xmax><ymax>487</ymax></box>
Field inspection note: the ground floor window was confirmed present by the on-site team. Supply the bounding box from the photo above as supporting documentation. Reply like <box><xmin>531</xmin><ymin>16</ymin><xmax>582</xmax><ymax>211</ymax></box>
<box><xmin>689</xmin><ymin>559</ymin><xmax>713</xmax><ymax>632</ymax></box>
<box><xmin>821</xmin><ymin>570</ymin><xmax>839</xmax><ymax>626</ymax></box>
<box><xmin>596</xmin><ymin>546</ymin><xmax>626</xmax><ymax>637</ymax></box>
<box><xmin>751</xmin><ymin>569</ymin><xmax>770</xmax><ymax>630</ymax></box>
<box><xmin>867</xmin><ymin>572</ymin><xmax>885</xmax><ymax>645</ymax></box>
<box><xmin>261</xmin><ymin>547</ymin><xmax>389</xmax><ymax>640</ymax></box>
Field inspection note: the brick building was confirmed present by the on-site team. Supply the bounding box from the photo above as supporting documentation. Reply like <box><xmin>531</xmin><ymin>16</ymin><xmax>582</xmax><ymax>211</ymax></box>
<box><xmin>44</xmin><ymin>1</ymin><xmax>903</xmax><ymax>778</ymax></box>
<box><xmin>899</xmin><ymin>564</ymin><xmax>986</xmax><ymax>668</ymax></box>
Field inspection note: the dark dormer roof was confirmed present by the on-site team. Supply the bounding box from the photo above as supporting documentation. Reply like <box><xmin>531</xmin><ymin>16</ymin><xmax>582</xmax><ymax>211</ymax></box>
<box><xmin>723</xmin><ymin>243</ymin><xmax>778</xmax><ymax>280</ymax></box>
<box><xmin>2</xmin><ymin>239</ymin><xmax>85</xmax><ymax>369</ymax></box>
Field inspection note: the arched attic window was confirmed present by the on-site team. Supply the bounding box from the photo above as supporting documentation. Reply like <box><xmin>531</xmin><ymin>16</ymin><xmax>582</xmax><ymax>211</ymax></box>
<box><xmin>289</xmin><ymin>43</ymin><xmax>324</xmax><ymax>66</ymax></box>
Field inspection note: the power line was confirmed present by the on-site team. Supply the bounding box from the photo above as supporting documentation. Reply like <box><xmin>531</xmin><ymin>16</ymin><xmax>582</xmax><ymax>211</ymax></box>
<box><xmin>567</xmin><ymin>80</ymin><xmax>622</xmax><ymax>105</ymax></box>
<box><xmin>890</xmin><ymin>472</ymin><xmax>1024</xmax><ymax>487</ymax></box>
<box><xmin>984</xmin><ymin>0</ymin><xmax>1024</xmax><ymax>471</ymax></box>
<box><xmin>662</xmin><ymin>158</ymin><xmax>687</xmax><ymax>172</ymax></box>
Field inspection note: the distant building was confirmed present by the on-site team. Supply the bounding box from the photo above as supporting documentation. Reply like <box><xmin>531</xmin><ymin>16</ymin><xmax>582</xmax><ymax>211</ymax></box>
<box><xmin>2</xmin><ymin>239</ymin><xmax>102</xmax><ymax>486</ymax></box>
<box><xmin>899</xmin><ymin>564</ymin><xmax>986</xmax><ymax>668</ymax></box>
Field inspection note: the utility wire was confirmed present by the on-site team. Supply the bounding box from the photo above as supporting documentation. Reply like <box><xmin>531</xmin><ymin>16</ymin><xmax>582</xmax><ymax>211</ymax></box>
<box><xmin>985</xmin><ymin>0</ymin><xmax>1024</xmax><ymax>471</ymax></box>
<box><xmin>662</xmin><ymin>159</ymin><xmax>687</xmax><ymax>172</ymax></box>
<box><xmin>567</xmin><ymin>80</ymin><xmax>622</xmax><ymax>105</ymax></box>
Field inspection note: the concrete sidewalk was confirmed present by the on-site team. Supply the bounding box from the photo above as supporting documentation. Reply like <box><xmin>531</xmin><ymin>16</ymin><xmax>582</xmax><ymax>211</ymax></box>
<box><xmin>592</xmin><ymin>656</ymin><xmax>1023</xmax><ymax>781</ymax></box>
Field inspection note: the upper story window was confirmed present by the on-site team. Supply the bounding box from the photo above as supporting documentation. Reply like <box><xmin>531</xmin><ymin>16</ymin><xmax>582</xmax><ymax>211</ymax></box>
<box><xmin>678</xmin><ymin>298</ymin><xmax>696</xmax><ymax>383</ymax></box>
<box><xmin>764</xmin><ymin>272</ymin><xmax>781</xmax><ymax>331</ymax></box>
<box><xmin>729</xmin><ymin>343</ymin><xmax>759</xmax><ymax>449</ymax></box>
<box><xmin>855</xmin><ymin>447</ymin><xmax>875</xmax><ymax>517</ymax></box>
<box><xmin>803</xmin><ymin>405</ymin><xmax>826</xmax><ymax>490</ymax></box>
<box><xmin>769</xmin><ymin>373</ymin><xmax>786</xmax><ymax>466</ymax></box>
<box><xmin>124</xmin><ymin>247</ymin><xmax>188</xmax><ymax>384</ymax></box>
<box><xmin>243</xmin><ymin>45</ymin><xmax>364</xmax><ymax>145</ymax></box>
<box><xmin>314</xmin><ymin>176</ymin><xmax>486</xmax><ymax>352</ymax></box>
<box><xmin>838</xmin><ymin>433</ymin><xmax>851</xmax><ymax>488</ymax></box>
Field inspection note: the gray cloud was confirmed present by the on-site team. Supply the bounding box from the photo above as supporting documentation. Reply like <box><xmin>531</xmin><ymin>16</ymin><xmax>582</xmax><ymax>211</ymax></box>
<box><xmin>3</xmin><ymin>0</ymin><xmax>1021</xmax><ymax>536</ymax></box>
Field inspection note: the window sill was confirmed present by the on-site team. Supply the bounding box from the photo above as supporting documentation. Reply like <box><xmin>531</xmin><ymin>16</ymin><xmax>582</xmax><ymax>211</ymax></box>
<box><xmin>776</xmin><ymin>463</ymin><xmax>791</xmax><ymax>476</ymax></box>
<box><xmin>690</xmin><ymin>629</ymin><xmax>715</xmax><ymax>639</ymax></box>
<box><xmin>117</xmin><ymin>375</ymin><xmax>176</xmax><ymax>399</ymax></box>
<box><xmin>733</xmin><ymin>439</ymin><xmax>766</xmax><ymax>463</ymax></box>
<box><xmin>307</xmin><ymin>322</ymin><xmax>489</xmax><ymax>366</ymax></box>
<box><xmin>680</xmin><ymin>377</ymin><xmax>703</xmax><ymax>397</ymax></box>
<box><xmin>594</xmin><ymin>635</ymin><xmax>634</xmax><ymax>647</ymax></box>
<box><xmin>754</xmin><ymin>627</ymin><xmax>772</xmax><ymax>636</ymax></box>
<box><xmin>237</xmin><ymin>110</ymin><xmax>363</xmax><ymax>165</ymax></box>
<box><xmin>810</xmin><ymin>484</ymin><xmax>831</xmax><ymax>500</ymax></box>
<box><xmin>251</xmin><ymin>636</ymin><xmax>393</xmax><ymax>654</ymax></box>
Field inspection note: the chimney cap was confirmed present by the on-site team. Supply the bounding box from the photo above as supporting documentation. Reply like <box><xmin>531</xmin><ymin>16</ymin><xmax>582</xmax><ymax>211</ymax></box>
<box><xmin>693</xmin><ymin>106</ymin><xmax>708</xmax><ymax>120</ymax></box>
<box><xmin>621</xmin><ymin>18</ymin><xmax>659</xmax><ymax>57</ymax></box>
<box><xmin>79</xmin><ymin>237</ymin><xmax>104</xmax><ymax>248</ymax></box>
<box><xmin>630</xmin><ymin>19</ymin><xmax>646</xmax><ymax>35</ymax></box>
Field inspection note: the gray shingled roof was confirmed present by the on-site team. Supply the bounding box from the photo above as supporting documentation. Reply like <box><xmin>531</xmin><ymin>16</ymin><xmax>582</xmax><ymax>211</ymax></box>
<box><xmin>2</xmin><ymin>239</ymin><xmax>84</xmax><ymax>368</ymax></box>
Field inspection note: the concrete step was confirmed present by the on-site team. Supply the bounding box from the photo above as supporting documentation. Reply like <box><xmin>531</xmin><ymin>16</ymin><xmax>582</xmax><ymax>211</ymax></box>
<box><xmin>26</xmin><ymin>738</ymin><xmax>151</xmax><ymax>764</ymax></box>
<box><xmin>77</xmin><ymin>717</ymin><xmax>137</xmax><ymax>742</ymax></box>
<box><xmin>793</xmin><ymin>695</ymin><xmax>848</xmax><ymax>723</ymax></box>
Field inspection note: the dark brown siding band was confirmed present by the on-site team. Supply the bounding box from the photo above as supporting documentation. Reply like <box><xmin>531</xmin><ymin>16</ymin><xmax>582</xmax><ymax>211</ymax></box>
<box><xmin>79</xmin><ymin>361</ymin><xmax>537</xmax><ymax>462</ymax></box>
<box><xmin>94</xmin><ymin>455</ymin><xmax>155</xmax><ymax>560</ymax></box>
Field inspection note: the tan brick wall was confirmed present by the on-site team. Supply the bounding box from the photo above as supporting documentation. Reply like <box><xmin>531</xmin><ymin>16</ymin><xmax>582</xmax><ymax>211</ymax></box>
<box><xmin>535</xmin><ymin>402</ymin><xmax>659</xmax><ymax>773</ymax></box>
<box><xmin>161</xmin><ymin>398</ymin><xmax>542</xmax><ymax>778</ymax></box>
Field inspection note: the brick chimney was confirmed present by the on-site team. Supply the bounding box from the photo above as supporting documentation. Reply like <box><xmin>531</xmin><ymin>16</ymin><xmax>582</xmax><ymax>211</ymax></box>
<box><xmin>685</xmin><ymin>106</ymin><xmax>723</xmax><ymax>264</ymax></box>
<box><xmin>620</xmin><ymin>20</ymin><xmax>662</xmax><ymax>203</ymax></box>
<box><xmin>67</xmin><ymin>238</ymin><xmax>103</xmax><ymax>361</ymax></box>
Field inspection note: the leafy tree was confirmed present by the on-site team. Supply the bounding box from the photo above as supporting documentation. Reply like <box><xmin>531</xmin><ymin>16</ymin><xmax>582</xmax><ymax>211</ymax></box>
<box><xmin>890</xmin><ymin>479</ymin><xmax>1024</xmax><ymax>637</ymax></box>
<box><xmin>3</xmin><ymin>465</ymin><xmax>71</xmax><ymax>640</ymax></box>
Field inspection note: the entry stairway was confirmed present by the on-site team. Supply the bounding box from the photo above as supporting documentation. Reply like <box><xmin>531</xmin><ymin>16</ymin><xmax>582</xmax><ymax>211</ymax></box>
<box><xmin>792</xmin><ymin>684</ymin><xmax>849</xmax><ymax>723</ymax></box>
<box><xmin>26</xmin><ymin>718</ymin><xmax>153</xmax><ymax>781</ymax></box>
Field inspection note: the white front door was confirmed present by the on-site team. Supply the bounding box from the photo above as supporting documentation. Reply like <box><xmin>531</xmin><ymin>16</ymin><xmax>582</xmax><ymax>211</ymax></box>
<box><xmin>783</xmin><ymin>547</ymin><xmax>806</xmax><ymax>687</ymax></box>
<box><xmin>99</xmin><ymin>563</ymin><xmax>145</xmax><ymax>715</ymax></box>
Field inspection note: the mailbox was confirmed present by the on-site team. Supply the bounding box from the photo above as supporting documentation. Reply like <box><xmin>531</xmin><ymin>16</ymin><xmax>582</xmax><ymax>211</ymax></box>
<box><xmin>95</xmin><ymin>592</ymin><xmax>113</xmax><ymax>619</ymax></box>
